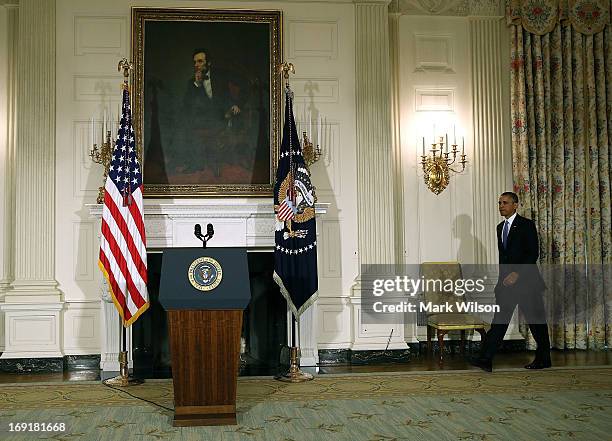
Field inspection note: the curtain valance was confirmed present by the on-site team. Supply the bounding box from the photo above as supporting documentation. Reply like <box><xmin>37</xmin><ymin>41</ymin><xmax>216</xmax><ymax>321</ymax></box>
<box><xmin>506</xmin><ymin>0</ymin><xmax>610</xmax><ymax>35</ymax></box>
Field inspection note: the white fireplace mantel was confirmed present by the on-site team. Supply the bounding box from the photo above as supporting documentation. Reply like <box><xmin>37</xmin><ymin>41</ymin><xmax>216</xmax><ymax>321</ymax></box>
<box><xmin>88</xmin><ymin>200</ymin><xmax>328</xmax><ymax>371</ymax></box>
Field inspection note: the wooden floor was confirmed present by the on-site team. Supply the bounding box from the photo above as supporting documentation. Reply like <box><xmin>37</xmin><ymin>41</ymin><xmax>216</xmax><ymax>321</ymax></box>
<box><xmin>0</xmin><ymin>350</ymin><xmax>609</xmax><ymax>384</ymax></box>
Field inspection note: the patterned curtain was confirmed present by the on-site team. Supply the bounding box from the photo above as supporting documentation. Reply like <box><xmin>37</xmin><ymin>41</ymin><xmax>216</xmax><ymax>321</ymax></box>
<box><xmin>508</xmin><ymin>0</ymin><xmax>611</xmax><ymax>350</ymax></box>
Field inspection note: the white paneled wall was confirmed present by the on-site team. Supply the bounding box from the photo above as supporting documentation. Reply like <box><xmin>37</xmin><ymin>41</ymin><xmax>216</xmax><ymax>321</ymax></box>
<box><xmin>399</xmin><ymin>15</ymin><xmax>475</xmax><ymax>266</ymax></box>
<box><xmin>54</xmin><ymin>0</ymin><xmax>358</xmax><ymax>356</ymax></box>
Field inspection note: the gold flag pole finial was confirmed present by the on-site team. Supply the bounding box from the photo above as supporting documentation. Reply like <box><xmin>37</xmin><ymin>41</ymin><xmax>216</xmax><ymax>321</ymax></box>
<box><xmin>118</xmin><ymin>58</ymin><xmax>133</xmax><ymax>89</ymax></box>
<box><xmin>278</xmin><ymin>62</ymin><xmax>295</xmax><ymax>87</ymax></box>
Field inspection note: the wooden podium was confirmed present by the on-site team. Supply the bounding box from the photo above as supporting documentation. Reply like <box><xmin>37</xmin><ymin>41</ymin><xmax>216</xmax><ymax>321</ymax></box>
<box><xmin>159</xmin><ymin>248</ymin><xmax>251</xmax><ymax>427</ymax></box>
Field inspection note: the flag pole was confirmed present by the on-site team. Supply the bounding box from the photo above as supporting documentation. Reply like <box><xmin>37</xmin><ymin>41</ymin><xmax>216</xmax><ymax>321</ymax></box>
<box><xmin>275</xmin><ymin>313</ymin><xmax>313</xmax><ymax>382</ymax></box>
<box><xmin>102</xmin><ymin>58</ymin><xmax>144</xmax><ymax>388</ymax></box>
<box><xmin>274</xmin><ymin>62</ymin><xmax>313</xmax><ymax>383</ymax></box>
<box><xmin>103</xmin><ymin>318</ymin><xmax>143</xmax><ymax>386</ymax></box>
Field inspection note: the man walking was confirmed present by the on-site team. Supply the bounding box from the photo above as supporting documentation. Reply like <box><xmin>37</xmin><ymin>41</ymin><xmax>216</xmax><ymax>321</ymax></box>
<box><xmin>470</xmin><ymin>192</ymin><xmax>551</xmax><ymax>372</ymax></box>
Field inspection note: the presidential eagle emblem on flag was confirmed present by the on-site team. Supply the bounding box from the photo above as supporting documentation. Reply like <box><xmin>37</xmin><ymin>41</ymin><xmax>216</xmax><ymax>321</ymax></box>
<box><xmin>273</xmin><ymin>87</ymin><xmax>318</xmax><ymax>317</ymax></box>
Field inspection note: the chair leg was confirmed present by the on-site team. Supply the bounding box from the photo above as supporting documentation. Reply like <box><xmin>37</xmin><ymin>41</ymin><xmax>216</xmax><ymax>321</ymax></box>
<box><xmin>476</xmin><ymin>328</ymin><xmax>486</xmax><ymax>354</ymax></box>
<box><xmin>437</xmin><ymin>330</ymin><xmax>446</xmax><ymax>367</ymax></box>
<box><xmin>427</xmin><ymin>326</ymin><xmax>432</xmax><ymax>354</ymax></box>
<box><xmin>460</xmin><ymin>330</ymin><xmax>466</xmax><ymax>355</ymax></box>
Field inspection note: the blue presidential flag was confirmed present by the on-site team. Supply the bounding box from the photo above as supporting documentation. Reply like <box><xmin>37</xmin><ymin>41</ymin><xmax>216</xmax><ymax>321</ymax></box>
<box><xmin>273</xmin><ymin>87</ymin><xmax>318</xmax><ymax>317</ymax></box>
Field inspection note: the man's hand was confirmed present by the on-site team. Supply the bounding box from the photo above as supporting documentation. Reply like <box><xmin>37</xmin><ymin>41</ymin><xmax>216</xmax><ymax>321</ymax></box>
<box><xmin>225</xmin><ymin>105</ymin><xmax>241</xmax><ymax>119</ymax></box>
<box><xmin>502</xmin><ymin>271</ymin><xmax>519</xmax><ymax>287</ymax></box>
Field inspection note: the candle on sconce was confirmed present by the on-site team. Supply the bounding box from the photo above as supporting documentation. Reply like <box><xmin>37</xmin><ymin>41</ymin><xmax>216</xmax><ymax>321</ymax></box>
<box><xmin>91</xmin><ymin>117</ymin><xmax>94</xmax><ymax>145</ymax></box>
<box><xmin>309</xmin><ymin>109</ymin><xmax>312</xmax><ymax>140</ymax></box>
<box><xmin>433</xmin><ymin>123</ymin><xmax>436</xmax><ymax>143</ymax></box>
<box><xmin>445</xmin><ymin>133</ymin><xmax>449</xmax><ymax>153</ymax></box>
<box><xmin>453</xmin><ymin>125</ymin><xmax>456</xmax><ymax>144</ymax></box>
<box><xmin>324</xmin><ymin>116</ymin><xmax>328</xmax><ymax>145</ymax></box>
<box><xmin>462</xmin><ymin>137</ymin><xmax>465</xmax><ymax>155</ymax></box>
<box><xmin>422</xmin><ymin>137</ymin><xmax>425</xmax><ymax>156</ymax></box>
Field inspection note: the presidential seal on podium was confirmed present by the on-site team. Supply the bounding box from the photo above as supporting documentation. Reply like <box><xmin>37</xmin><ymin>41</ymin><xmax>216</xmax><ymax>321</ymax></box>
<box><xmin>188</xmin><ymin>257</ymin><xmax>223</xmax><ymax>291</ymax></box>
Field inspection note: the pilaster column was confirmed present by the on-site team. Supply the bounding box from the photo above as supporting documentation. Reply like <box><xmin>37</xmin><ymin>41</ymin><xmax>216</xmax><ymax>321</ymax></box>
<box><xmin>0</xmin><ymin>4</ymin><xmax>18</xmax><ymax>297</ymax></box>
<box><xmin>1</xmin><ymin>0</ymin><xmax>63</xmax><ymax>359</ymax></box>
<box><xmin>389</xmin><ymin>11</ymin><xmax>404</xmax><ymax>265</ymax></box>
<box><xmin>469</xmin><ymin>17</ymin><xmax>512</xmax><ymax>265</ymax></box>
<box><xmin>350</xmin><ymin>1</ymin><xmax>406</xmax><ymax>351</ymax></box>
<box><xmin>7</xmin><ymin>0</ymin><xmax>61</xmax><ymax>302</ymax></box>
<box><xmin>354</xmin><ymin>1</ymin><xmax>395</xmax><ymax>267</ymax></box>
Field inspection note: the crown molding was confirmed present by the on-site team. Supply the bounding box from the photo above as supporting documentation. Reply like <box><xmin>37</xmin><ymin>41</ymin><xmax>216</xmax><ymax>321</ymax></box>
<box><xmin>390</xmin><ymin>0</ymin><xmax>503</xmax><ymax>16</ymax></box>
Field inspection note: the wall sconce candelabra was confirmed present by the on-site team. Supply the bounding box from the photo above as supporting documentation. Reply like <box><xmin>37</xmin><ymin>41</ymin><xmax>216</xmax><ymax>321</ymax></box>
<box><xmin>89</xmin><ymin>126</ymin><xmax>114</xmax><ymax>204</ymax></box>
<box><xmin>301</xmin><ymin>132</ymin><xmax>322</xmax><ymax>166</ymax></box>
<box><xmin>420</xmin><ymin>133</ymin><xmax>467</xmax><ymax>195</ymax></box>
<box><xmin>89</xmin><ymin>58</ymin><xmax>132</xmax><ymax>204</ymax></box>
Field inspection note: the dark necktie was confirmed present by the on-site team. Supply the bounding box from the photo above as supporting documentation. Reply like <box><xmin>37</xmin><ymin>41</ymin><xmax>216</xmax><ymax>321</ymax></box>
<box><xmin>502</xmin><ymin>220</ymin><xmax>509</xmax><ymax>249</ymax></box>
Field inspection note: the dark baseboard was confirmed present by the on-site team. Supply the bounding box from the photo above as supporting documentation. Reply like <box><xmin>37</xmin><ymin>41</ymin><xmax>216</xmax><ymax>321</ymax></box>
<box><xmin>0</xmin><ymin>355</ymin><xmax>101</xmax><ymax>374</ymax></box>
<box><xmin>414</xmin><ymin>339</ymin><xmax>526</xmax><ymax>355</ymax></box>
<box><xmin>64</xmin><ymin>355</ymin><xmax>101</xmax><ymax>371</ymax></box>
<box><xmin>318</xmin><ymin>348</ymin><xmax>412</xmax><ymax>365</ymax></box>
<box><xmin>318</xmin><ymin>340</ymin><xmax>527</xmax><ymax>366</ymax></box>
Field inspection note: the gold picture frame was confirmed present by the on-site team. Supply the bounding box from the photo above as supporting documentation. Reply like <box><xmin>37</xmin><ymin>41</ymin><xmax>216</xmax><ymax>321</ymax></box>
<box><xmin>131</xmin><ymin>8</ymin><xmax>282</xmax><ymax>197</ymax></box>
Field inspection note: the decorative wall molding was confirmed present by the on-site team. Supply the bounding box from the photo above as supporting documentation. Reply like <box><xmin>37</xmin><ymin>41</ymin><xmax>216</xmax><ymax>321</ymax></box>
<box><xmin>414</xmin><ymin>33</ymin><xmax>455</xmax><ymax>72</ymax></box>
<box><xmin>73</xmin><ymin>222</ymin><xmax>94</xmax><ymax>281</ymax></box>
<box><xmin>349</xmin><ymin>296</ymin><xmax>408</xmax><ymax>350</ymax></box>
<box><xmin>288</xmin><ymin>19</ymin><xmax>339</xmax><ymax>59</ymax></box>
<box><xmin>63</xmin><ymin>301</ymin><xmax>101</xmax><ymax>354</ymax></box>
<box><xmin>291</xmin><ymin>78</ymin><xmax>340</xmax><ymax>103</ymax></box>
<box><xmin>320</xmin><ymin>219</ymin><xmax>342</xmax><ymax>278</ymax></box>
<box><xmin>73</xmin><ymin>74</ymin><xmax>123</xmax><ymax>102</ymax></box>
<box><xmin>414</xmin><ymin>87</ymin><xmax>455</xmax><ymax>111</ymax></box>
<box><xmin>74</xmin><ymin>16</ymin><xmax>126</xmax><ymax>56</ymax></box>
<box><xmin>0</xmin><ymin>302</ymin><xmax>64</xmax><ymax>358</ymax></box>
<box><xmin>317</xmin><ymin>296</ymin><xmax>352</xmax><ymax>348</ymax></box>
<box><xmin>391</xmin><ymin>0</ymin><xmax>503</xmax><ymax>16</ymax></box>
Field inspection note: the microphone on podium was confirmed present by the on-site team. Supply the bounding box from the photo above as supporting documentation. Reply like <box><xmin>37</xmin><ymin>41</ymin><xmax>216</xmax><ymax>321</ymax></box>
<box><xmin>194</xmin><ymin>223</ymin><xmax>214</xmax><ymax>248</ymax></box>
<box><xmin>206</xmin><ymin>223</ymin><xmax>214</xmax><ymax>240</ymax></box>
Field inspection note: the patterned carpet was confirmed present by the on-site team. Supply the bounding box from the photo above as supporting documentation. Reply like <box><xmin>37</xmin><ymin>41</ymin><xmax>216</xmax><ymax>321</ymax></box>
<box><xmin>1</xmin><ymin>367</ymin><xmax>611</xmax><ymax>440</ymax></box>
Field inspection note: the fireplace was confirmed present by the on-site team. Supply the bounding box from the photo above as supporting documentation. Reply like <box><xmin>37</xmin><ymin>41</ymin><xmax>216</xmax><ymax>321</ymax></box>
<box><xmin>90</xmin><ymin>200</ymin><xmax>325</xmax><ymax>372</ymax></box>
<box><xmin>132</xmin><ymin>251</ymin><xmax>287</xmax><ymax>377</ymax></box>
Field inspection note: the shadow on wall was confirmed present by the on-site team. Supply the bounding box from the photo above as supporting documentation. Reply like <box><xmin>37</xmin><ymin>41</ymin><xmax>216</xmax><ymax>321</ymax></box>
<box><xmin>452</xmin><ymin>214</ymin><xmax>487</xmax><ymax>264</ymax></box>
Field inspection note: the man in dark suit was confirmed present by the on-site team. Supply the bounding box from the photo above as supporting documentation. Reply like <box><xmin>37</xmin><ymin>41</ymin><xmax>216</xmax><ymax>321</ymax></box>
<box><xmin>470</xmin><ymin>191</ymin><xmax>551</xmax><ymax>372</ymax></box>
<box><xmin>182</xmin><ymin>48</ymin><xmax>241</xmax><ymax>174</ymax></box>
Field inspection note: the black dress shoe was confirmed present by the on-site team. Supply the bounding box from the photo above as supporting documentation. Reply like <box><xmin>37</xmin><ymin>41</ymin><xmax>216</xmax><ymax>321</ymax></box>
<box><xmin>469</xmin><ymin>356</ymin><xmax>492</xmax><ymax>372</ymax></box>
<box><xmin>524</xmin><ymin>360</ymin><xmax>552</xmax><ymax>369</ymax></box>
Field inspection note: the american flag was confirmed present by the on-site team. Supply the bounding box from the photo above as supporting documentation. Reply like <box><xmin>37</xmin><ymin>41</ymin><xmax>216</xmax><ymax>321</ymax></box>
<box><xmin>98</xmin><ymin>87</ymin><xmax>149</xmax><ymax>326</ymax></box>
<box><xmin>276</xmin><ymin>180</ymin><xmax>297</xmax><ymax>221</ymax></box>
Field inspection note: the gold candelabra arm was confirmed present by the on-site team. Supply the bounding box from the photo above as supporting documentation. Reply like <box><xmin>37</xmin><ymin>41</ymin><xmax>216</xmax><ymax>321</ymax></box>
<box><xmin>89</xmin><ymin>130</ymin><xmax>114</xmax><ymax>203</ymax></box>
<box><xmin>301</xmin><ymin>131</ymin><xmax>322</xmax><ymax>167</ymax></box>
